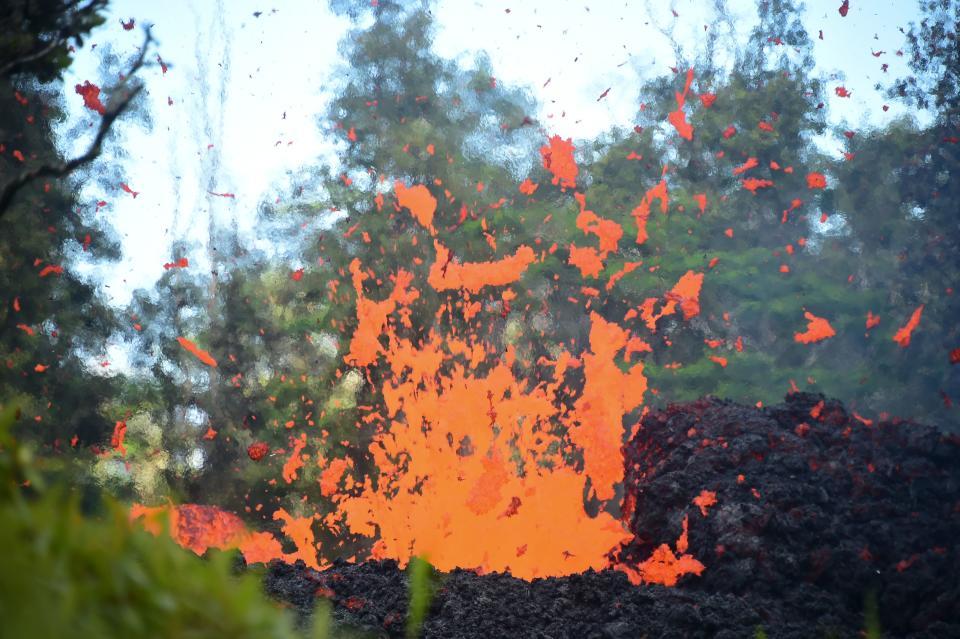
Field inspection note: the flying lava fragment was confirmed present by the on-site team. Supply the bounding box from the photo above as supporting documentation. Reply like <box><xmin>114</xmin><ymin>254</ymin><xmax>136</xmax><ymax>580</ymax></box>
<box><xmin>247</xmin><ymin>441</ymin><xmax>269</xmax><ymax>461</ymax></box>
<box><xmin>540</xmin><ymin>135</ymin><xmax>578</xmax><ymax>189</ymax></box>
<box><xmin>75</xmin><ymin>81</ymin><xmax>106</xmax><ymax>114</ymax></box>
<box><xmin>176</xmin><ymin>336</ymin><xmax>218</xmax><ymax>367</ymax></box>
<box><xmin>38</xmin><ymin>265</ymin><xmax>63</xmax><ymax>277</ymax></box>
<box><xmin>394</xmin><ymin>181</ymin><xmax>437</xmax><ymax>233</ymax></box>
<box><xmin>668</xmin><ymin>68</ymin><xmax>695</xmax><ymax>141</ymax></box>
<box><xmin>163</xmin><ymin>258</ymin><xmax>189</xmax><ymax>269</ymax></box>
<box><xmin>111</xmin><ymin>420</ymin><xmax>128</xmax><ymax>456</ymax></box>
<box><xmin>665</xmin><ymin>271</ymin><xmax>704</xmax><ymax>320</ymax></box>
<box><xmin>574</xmin><ymin>192</ymin><xmax>622</xmax><ymax>255</ymax></box>
<box><xmin>518</xmin><ymin>179</ymin><xmax>539</xmax><ymax>195</ymax></box>
<box><xmin>892</xmin><ymin>304</ymin><xmax>924</xmax><ymax>347</ymax></box>
<box><xmin>807</xmin><ymin>172</ymin><xmax>827</xmax><ymax>189</ymax></box>
<box><xmin>742</xmin><ymin>177</ymin><xmax>774</xmax><ymax>194</ymax></box>
<box><xmin>631</xmin><ymin>179</ymin><xmax>669</xmax><ymax>245</ymax></box>
<box><xmin>794</xmin><ymin>311</ymin><xmax>836</xmax><ymax>344</ymax></box>
<box><xmin>428</xmin><ymin>242</ymin><xmax>535</xmax><ymax>293</ymax></box>
<box><xmin>568</xmin><ymin>244</ymin><xmax>605</xmax><ymax>279</ymax></box>
<box><xmin>732</xmin><ymin>157</ymin><xmax>759</xmax><ymax>176</ymax></box>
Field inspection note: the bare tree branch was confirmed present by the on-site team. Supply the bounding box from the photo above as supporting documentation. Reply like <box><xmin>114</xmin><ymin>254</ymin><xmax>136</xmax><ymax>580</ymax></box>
<box><xmin>0</xmin><ymin>29</ymin><xmax>153</xmax><ymax>218</ymax></box>
<box><xmin>0</xmin><ymin>39</ymin><xmax>62</xmax><ymax>79</ymax></box>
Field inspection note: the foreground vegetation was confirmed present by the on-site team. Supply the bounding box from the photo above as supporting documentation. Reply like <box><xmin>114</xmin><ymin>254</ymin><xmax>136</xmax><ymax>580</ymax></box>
<box><xmin>0</xmin><ymin>402</ymin><xmax>333</xmax><ymax>638</ymax></box>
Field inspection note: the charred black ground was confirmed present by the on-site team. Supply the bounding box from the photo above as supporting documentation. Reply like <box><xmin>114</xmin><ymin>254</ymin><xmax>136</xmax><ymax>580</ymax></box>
<box><xmin>263</xmin><ymin>393</ymin><xmax>959</xmax><ymax>638</ymax></box>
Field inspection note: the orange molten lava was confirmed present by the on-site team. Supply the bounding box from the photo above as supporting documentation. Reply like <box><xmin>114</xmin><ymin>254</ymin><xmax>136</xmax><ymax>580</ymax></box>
<box><xmin>394</xmin><ymin>181</ymin><xmax>438</xmax><ymax>233</ymax></box>
<box><xmin>794</xmin><ymin>311</ymin><xmax>836</xmax><ymax>344</ymax></box>
<box><xmin>631</xmin><ymin>179</ymin><xmax>669</xmax><ymax>245</ymax></box>
<box><xmin>330</xmin><ymin>308</ymin><xmax>640</xmax><ymax>578</ymax></box>
<box><xmin>131</xmin><ymin>104</ymin><xmax>725</xmax><ymax>586</ymax></box>
<box><xmin>428</xmin><ymin>241</ymin><xmax>536</xmax><ymax>293</ymax></box>
<box><xmin>892</xmin><ymin>304</ymin><xmax>924</xmax><ymax>347</ymax></box>
<box><xmin>540</xmin><ymin>135</ymin><xmax>579</xmax><ymax>189</ymax></box>
<box><xmin>176</xmin><ymin>336</ymin><xmax>218</xmax><ymax>367</ymax></box>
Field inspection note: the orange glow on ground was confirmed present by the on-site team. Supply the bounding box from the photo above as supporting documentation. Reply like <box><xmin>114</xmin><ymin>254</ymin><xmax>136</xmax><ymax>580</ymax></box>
<box><xmin>618</xmin><ymin>515</ymin><xmax>705</xmax><ymax>586</ymax></box>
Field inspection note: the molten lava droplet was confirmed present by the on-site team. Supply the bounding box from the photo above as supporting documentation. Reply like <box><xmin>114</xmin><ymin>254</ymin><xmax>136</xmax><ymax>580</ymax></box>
<box><xmin>247</xmin><ymin>441</ymin><xmax>269</xmax><ymax>461</ymax></box>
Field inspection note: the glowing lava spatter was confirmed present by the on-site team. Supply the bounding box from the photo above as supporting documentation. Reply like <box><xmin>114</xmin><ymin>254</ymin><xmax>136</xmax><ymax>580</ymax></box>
<box><xmin>794</xmin><ymin>311</ymin><xmax>836</xmax><ymax>344</ymax></box>
<box><xmin>668</xmin><ymin>69</ymin><xmax>695</xmax><ymax>140</ymax></box>
<box><xmin>540</xmin><ymin>135</ymin><xmax>579</xmax><ymax>189</ymax></box>
<box><xmin>132</xmin><ymin>85</ymin><xmax>732</xmax><ymax>586</ymax></box>
<box><xmin>328</xmin><ymin>301</ymin><xmax>642</xmax><ymax>577</ymax></box>
<box><xmin>631</xmin><ymin>179</ymin><xmax>669</xmax><ymax>245</ymax></box>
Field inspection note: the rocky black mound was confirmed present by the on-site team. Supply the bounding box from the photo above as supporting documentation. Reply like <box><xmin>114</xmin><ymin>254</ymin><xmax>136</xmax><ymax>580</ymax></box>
<box><xmin>264</xmin><ymin>393</ymin><xmax>960</xmax><ymax>638</ymax></box>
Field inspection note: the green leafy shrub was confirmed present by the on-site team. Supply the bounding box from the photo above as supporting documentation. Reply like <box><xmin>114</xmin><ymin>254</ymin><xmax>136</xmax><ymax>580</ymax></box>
<box><xmin>0</xmin><ymin>402</ymin><xmax>331</xmax><ymax>639</ymax></box>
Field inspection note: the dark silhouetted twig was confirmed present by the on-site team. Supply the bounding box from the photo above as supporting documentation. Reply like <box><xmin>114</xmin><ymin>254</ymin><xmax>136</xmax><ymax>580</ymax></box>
<box><xmin>0</xmin><ymin>28</ymin><xmax>153</xmax><ymax>218</ymax></box>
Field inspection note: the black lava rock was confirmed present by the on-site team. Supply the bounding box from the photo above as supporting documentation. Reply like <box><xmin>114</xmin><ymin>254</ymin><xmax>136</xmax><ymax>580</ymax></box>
<box><xmin>263</xmin><ymin>394</ymin><xmax>960</xmax><ymax>638</ymax></box>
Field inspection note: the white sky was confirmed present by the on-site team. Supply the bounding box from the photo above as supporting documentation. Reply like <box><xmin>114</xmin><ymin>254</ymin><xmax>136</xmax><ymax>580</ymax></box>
<box><xmin>59</xmin><ymin>0</ymin><xmax>923</xmax><ymax>309</ymax></box>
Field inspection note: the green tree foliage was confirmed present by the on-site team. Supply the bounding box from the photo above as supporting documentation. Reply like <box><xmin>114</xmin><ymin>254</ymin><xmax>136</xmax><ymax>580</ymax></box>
<box><xmin>0</xmin><ymin>0</ymin><xmax>123</xmax><ymax>451</ymax></box>
<box><xmin>577</xmin><ymin>1</ymin><xmax>849</xmax><ymax>411</ymax></box>
<box><xmin>573</xmin><ymin>0</ymin><xmax>959</xmax><ymax>424</ymax></box>
<box><xmin>824</xmin><ymin>0</ymin><xmax>960</xmax><ymax>423</ymax></box>
<box><xmin>0</xmin><ymin>0</ymin><xmax>108</xmax><ymax>81</ymax></box>
<box><xmin>892</xmin><ymin>0</ymin><xmax>960</xmax><ymax>113</ymax></box>
<box><xmin>0</xmin><ymin>403</ymin><xmax>334</xmax><ymax>639</ymax></box>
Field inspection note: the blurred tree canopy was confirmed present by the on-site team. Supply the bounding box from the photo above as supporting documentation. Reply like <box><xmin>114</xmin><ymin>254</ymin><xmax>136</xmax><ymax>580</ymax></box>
<box><xmin>0</xmin><ymin>0</ymin><xmax>108</xmax><ymax>81</ymax></box>
<box><xmin>0</xmin><ymin>0</ymin><xmax>121</xmax><ymax>455</ymax></box>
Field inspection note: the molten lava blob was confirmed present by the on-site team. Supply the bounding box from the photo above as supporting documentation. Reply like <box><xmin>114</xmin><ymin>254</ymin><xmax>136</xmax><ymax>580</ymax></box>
<box><xmin>428</xmin><ymin>241</ymin><xmax>535</xmax><ymax>293</ymax></box>
<box><xmin>394</xmin><ymin>181</ymin><xmax>438</xmax><ymax>233</ymax></box>
<box><xmin>667</xmin><ymin>69</ymin><xmax>695</xmax><ymax>141</ymax></box>
<box><xmin>130</xmin><ymin>503</ymin><xmax>318</xmax><ymax>570</ymax></box>
<box><xmin>176</xmin><ymin>336</ymin><xmax>218</xmax><ymax>367</ymax></box>
<box><xmin>794</xmin><ymin>311</ymin><xmax>836</xmax><ymax>344</ymax></box>
<box><xmin>568</xmin><ymin>313</ymin><xmax>648</xmax><ymax>501</ymax></box>
<box><xmin>75</xmin><ymin>81</ymin><xmax>106</xmax><ymax>114</ymax></box>
<box><xmin>665</xmin><ymin>271</ymin><xmax>704</xmax><ymax>320</ymax></box>
<box><xmin>540</xmin><ymin>135</ymin><xmax>579</xmax><ymax>189</ymax></box>
<box><xmin>892</xmin><ymin>304</ymin><xmax>924</xmax><ymax>347</ymax></box>
<box><xmin>329</xmin><ymin>306</ymin><xmax>637</xmax><ymax>578</ymax></box>
<box><xmin>131</xmin><ymin>504</ymin><xmax>249</xmax><ymax>556</ymax></box>
<box><xmin>618</xmin><ymin>515</ymin><xmax>705</xmax><ymax>586</ymax></box>
<box><xmin>574</xmin><ymin>193</ymin><xmax>623</xmax><ymax>255</ymax></box>
<box><xmin>631</xmin><ymin>180</ymin><xmax>669</xmax><ymax>245</ymax></box>
<box><xmin>568</xmin><ymin>244</ymin><xmax>605</xmax><ymax>279</ymax></box>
